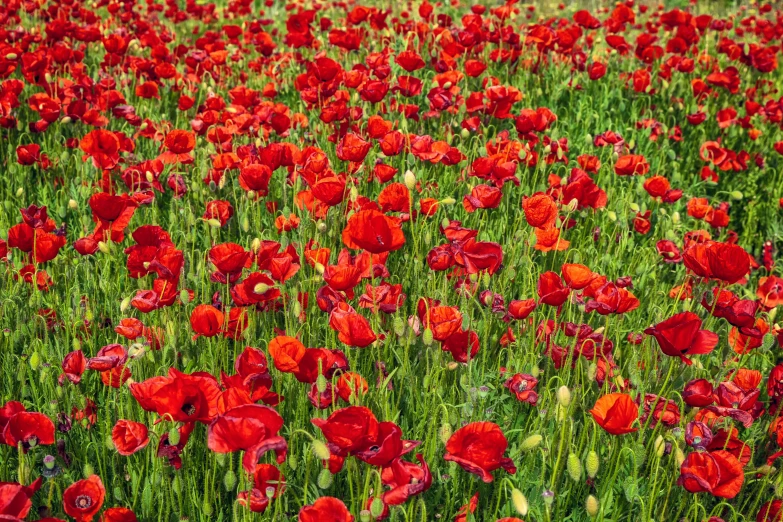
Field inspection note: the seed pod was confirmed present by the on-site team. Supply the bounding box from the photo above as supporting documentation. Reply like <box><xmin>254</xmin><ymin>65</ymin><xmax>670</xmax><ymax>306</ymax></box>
<box><xmin>312</xmin><ymin>440</ymin><xmax>331</xmax><ymax>460</ymax></box>
<box><xmin>586</xmin><ymin>495</ymin><xmax>599</xmax><ymax>517</ymax></box>
<box><xmin>223</xmin><ymin>469</ymin><xmax>237</xmax><ymax>491</ymax></box>
<box><xmin>567</xmin><ymin>453</ymin><xmax>583</xmax><ymax>482</ymax></box>
<box><xmin>520</xmin><ymin>434</ymin><xmax>542</xmax><ymax>452</ymax></box>
<box><xmin>511</xmin><ymin>488</ymin><xmax>528</xmax><ymax>516</ymax></box>
<box><xmin>557</xmin><ymin>385</ymin><xmax>571</xmax><ymax>407</ymax></box>
<box><xmin>360</xmin><ymin>510</ymin><xmax>371</xmax><ymax>522</ymax></box>
<box><xmin>317</xmin><ymin>468</ymin><xmax>333</xmax><ymax>489</ymax></box>
<box><xmin>586</xmin><ymin>450</ymin><xmax>600</xmax><ymax>478</ymax></box>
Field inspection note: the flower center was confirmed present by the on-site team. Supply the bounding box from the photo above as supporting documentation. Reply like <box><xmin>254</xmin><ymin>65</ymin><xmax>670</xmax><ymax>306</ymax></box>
<box><xmin>75</xmin><ymin>495</ymin><xmax>93</xmax><ymax>509</ymax></box>
<box><xmin>181</xmin><ymin>403</ymin><xmax>197</xmax><ymax>416</ymax></box>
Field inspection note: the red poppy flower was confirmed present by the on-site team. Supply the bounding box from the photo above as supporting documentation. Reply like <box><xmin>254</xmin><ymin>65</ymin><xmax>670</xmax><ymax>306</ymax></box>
<box><xmin>504</xmin><ymin>373</ymin><xmax>539</xmax><ymax>405</ymax></box>
<box><xmin>190</xmin><ymin>304</ymin><xmax>224</xmax><ymax>339</ymax></box>
<box><xmin>63</xmin><ymin>475</ymin><xmax>105</xmax><ymax>522</ymax></box>
<box><xmin>644</xmin><ymin>312</ymin><xmax>719</xmax><ymax>365</ymax></box>
<box><xmin>160</xmin><ymin>130</ymin><xmax>195</xmax><ymax>164</ymax></box>
<box><xmin>507</xmin><ymin>299</ymin><xmax>536</xmax><ymax>320</ymax></box>
<box><xmin>208</xmin><ymin>404</ymin><xmax>287</xmax><ymax>473</ymax></box>
<box><xmin>381</xmin><ymin>454</ymin><xmax>432</xmax><ymax>505</ymax></box>
<box><xmin>683</xmin><ymin>379</ymin><xmax>714</xmax><ymax>407</ymax></box>
<box><xmin>329</xmin><ymin>302</ymin><xmax>377</xmax><ymax>348</ymax></box>
<box><xmin>100</xmin><ymin>507</ymin><xmax>138</xmax><ymax>522</ymax></box>
<box><xmin>237</xmin><ymin>464</ymin><xmax>285</xmax><ymax>513</ymax></box>
<box><xmin>80</xmin><ymin>129</ymin><xmax>121</xmax><ymax>169</ymax></box>
<box><xmin>614</xmin><ymin>154</ymin><xmax>650</xmax><ymax>176</ymax></box>
<box><xmin>537</xmin><ymin>271</ymin><xmax>570</xmax><ymax>307</ymax></box>
<box><xmin>111</xmin><ymin>420</ymin><xmax>149</xmax><ymax>456</ymax></box>
<box><xmin>590</xmin><ymin>393</ymin><xmax>638</xmax><ymax>435</ymax></box>
<box><xmin>0</xmin><ymin>477</ymin><xmax>42</xmax><ymax>519</ymax></box>
<box><xmin>60</xmin><ymin>350</ymin><xmax>88</xmax><ymax>385</ymax></box>
<box><xmin>444</xmin><ymin>422</ymin><xmax>516</xmax><ymax>482</ymax></box>
<box><xmin>522</xmin><ymin>192</ymin><xmax>558</xmax><ymax>228</ymax></box>
<box><xmin>311</xmin><ymin>406</ymin><xmax>379</xmax><ymax>456</ymax></box>
<box><xmin>208</xmin><ymin>243</ymin><xmax>250</xmax><ymax>284</ymax></box>
<box><xmin>342</xmin><ymin>209</ymin><xmax>405</xmax><ymax>254</ymax></box>
<box><xmin>298</xmin><ymin>497</ymin><xmax>353</xmax><ymax>522</ymax></box>
<box><xmin>683</xmin><ymin>242</ymin><xmax>750</xmax><ymax>284</ymax></box>
<box><xmin>679</xmin><ymin>450</ymin><xmax>744</xmax><ymax>499</ymax></box>
<box><xmin>3</xmin><ymin>411</ymin><xmax>55</xmax><ymax>450</ymax></box>
<box><xmin>129</xmin><ymin>368</ymin><xmax>221</xmax><ymax>424</ymax></box>
<box><xmin>336</xmin><ymin>133</ymin><xmax>371</xmax><ymax>163</ymax></box>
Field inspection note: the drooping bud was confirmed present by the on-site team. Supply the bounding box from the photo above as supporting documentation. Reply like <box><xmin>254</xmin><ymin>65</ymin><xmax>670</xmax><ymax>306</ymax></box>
<box><xmin>404</xmin><ymin>170</ymin><xmax>416</xmax><ymax>190</ymax></box>
<box><xmin>317</xmin><ymin>468</ymin><xmax>333</xmax><ymax>489</ymax></box>
<box><xmin>511</xmin><ymin>488</ymin><xmax>528</xmax><ymax>516</ymax></box>
<box><xmin>567</xmin><ymin>453</ymin><xmax>583</xmax><ymax>482</ymax></box>
<box><xmin>167</xmin><ymin>426</ymin><xmax>181</xmax><ymax>446</ymax></box>
<box><xmin>422</xmin><ymin>328</ymin><xmax>433</xmax><ymax>346</ymax></box>
<box><xmin>438</xmin><ymin>423</ymin><xmax>452</xmax><ymax>445</ymax></box>
<box><xmin>586</xmin><ymin>495</ymin><xmax>599</xmax><ymax>517</ymax></box>
<box><xmin>223</xmin><ymin>469</ymin><xmax>237</xmax><ymax>491</ymax></box>
<box><xmin>370</xmin><ymin>498</ymin><xmax>385</xmax><ymax>518</ymax></box>
<box><xmin>586</xmin><ymin>450</ymin><xmax>600</xmax><ymax>478</ymax></box>
<box><xmin>556</xmin><ymin>385</ymin><xmax>571</xmax><ymax>407</ymax></box>
<box><xmin>520</xmin><ymin>434</ymin><xmax>543</xmax><ymax>452</ymax></box>
<box><xmin>312</xmin><ymin>439</ymin><xmax>331</xmax><ymax>461</ymax></box>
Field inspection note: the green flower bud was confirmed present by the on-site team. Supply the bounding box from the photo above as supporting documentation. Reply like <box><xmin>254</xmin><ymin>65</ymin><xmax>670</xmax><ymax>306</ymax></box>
<box><xmin>567</xmin><ymin>453</ymin><xmax>583</xmax><ymax>482</ymax></box>
<box><xmin>312</xmin><ymin>439</ymin><xmax>331</xmax><ymax>461</ymax></box>
<box><xmin>557</xmin><ymin>385</ymin><xmax>571</xmax><ymax>407</ymax></box>
<box><xmin>586</xmin><ymin>450</ymin><xmax>600</xmax><ymax>478</ymax></box>
<box><xmin>586</xmin><ymin>495</ymin><xmax>599</xmax><ymax>517</ymax></box>
<box><xmin>520</xmin><ymin>434</ymin><xmax>542</xmax><ymax>452</ymax></box>
<box><xmin>167</xmin><ymin>426</ymin><xmax>181</xmax><ymax>446</ymax></box>
<box><xmin>83</xmin><ymin>463</ymin><xmax>95</xmax><ymax>478</ymax></box>
<box><xmin>422</xmin><ymin>328</ymin><xmax>433</xmax><ymax>346</ymax></box>
<box><xmin>438</xmin><ymin>423</ymin><xmax>452</xmax><ymax>445</ymax></box>
<box><xmin>370</xmin><ymin>497</ymin><xmax>385</xmax><ymax>518</ymax></box>
<box><xmin>317</xmin><ymin>468</ymin><xmax>333</xmax><ymax>489</ymax></box>
<box><xmin>511</xmin><ymin>488</ymin><xmax>528</xmax><ymax>516</ymax></box>
<box><xmin>223</xmin><ymin>469</ymin><xmax>237</xmax><ymax>491</ymax></box>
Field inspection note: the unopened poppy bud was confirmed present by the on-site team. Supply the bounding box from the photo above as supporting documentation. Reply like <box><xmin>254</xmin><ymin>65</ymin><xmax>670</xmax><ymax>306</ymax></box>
<box><xmin>317</xmin><ymin>468</ymin><xmax>333</xmax><ymax>489</ymax></box>
<box><xmin>543</xmin><ymin>145</ymin><xmax>552</xmax><ymax>154</ymax></box>
<box><xmin>316</xmin><ymin>374</ymin><xmax>328</xmax><ymax>393</ymax></box>
<box><xmin>607</xmin><ymin>211</ymin><xmax>617</xmax><ymax>222</ymax></box>
<box><xmin>557</xmin><ymin>385</ymin><xmax>571</xmax><ymax>407</ymax></box>
<box><xmin>314</xmin><ymin>262</ymin><xmax>325</xmax><ymax>275</ymax></box>
<box><xmin>422</xmin><ymin>328</ymin><xmax>433</xmax><ymax>346</ymax></box>
<box><xmin>253</xmin><ymin>283</ymin><xmax>271</xmax><ymax>294</ymax></box>
<box><xmin>349</xmin><ymin>186</ymin><xmax>359</xmax><ymax>202</ymax></box>
<box><xmin>756</xmin><ymin>465</ymin><xmax>775</xmax><ymax>475</ymax></box>
<box><xmin>16</xmin><ymin>187</ymin><xmax>24</xmax><ymax>197</ymax></box>
<box><xmin>511</xmin><ymin>488</ymin><xmax>528</xmax><ymax>516</ymax></box>
<box><xmin>446</xmin><ymin>362</ymin><xmax>459</xmax><ymax>370</ymax></box>
<box><xmin>404</xmin><ymin>170</ymin><xmax>416</xmax><ymax>190</ymax></box>
<box><xmin>440</xmin><ymin>197</ymin><xmax>456</xmax><ymax>205</ymax></box>
<box><xmin>370</xmin><ymin>497</ymin><xmax>385</xmax><ymax>518</ymax></box>
<box><xmin>566</xmin><ymin>198</ymin><xmax>579</xmax><ymax>212</ymax></box>
<box><xmin>241</xmin><ymin>216</ymin><xmax>250</xmax><ymax>232</ymax></box>
<box><xmin>83</xmin><ymin>463</ymin><xmax>94</xmax><ymax>478</ymax></box>
<box><xmin>586</xmin><ymin>450</ymin><xmax>600</xmax><ymax>478</ymax></box>
<box><xmin>6</xmin><ymin>53</ymin><xmax>17</xmax><ymax>60</ymax></box>
<box><xmin>202</xmin><ymin>500</ymin><xmax>213</xmax><ymax>516</ymax></box>
<box><xmin>654</xmin><ymin>435</ymin><xmax>665</xmax><ymax>458</ymax></box>
<box><xmin>223</xmin><ymin>469</ymin><xmax>237</xmax><ymax>491</ymax></box>
<box><xmin>520</xmin><ymin>434</ymin><xmax>542</xmax><ymax>452</ymax></box>
<box><xmin>287</xmin><ymin>454</ymin><xmax>298</xmax><ymax>471</ymax></box>
<box><xmin>97</xmin><ymin>241</ymin><xmax>111</xmax><ymax>254</ymax></box>
<box><xmin>530</xmin><ymin>366</ymin><xmax>540</xmax><ymax>378</ymax></box>
<box><xmin>68</xmin><ymin>199</ymin><xmax>78</xmax><ymax>209</ymax></box>
<box><xmin>393</xmin><ymin>316</ymin><xmax>405</xmax><ymax>336</ymax></box>
<box><xmin>460</xmin><ymin>128</ymin><xmax>470</xmax><ymax>139</ymax></box>
<box><xmin>629</xmin><ymin>202</ymin><xmax>640</xmax><ymax>213</ymax></box>
<box><xmin>312</xmin><ymin>439</ymin><xmax>331</xmax><ymax>461</ymax></box>
<box><xmin>207</xmin><ymin>218</ymin><xmax>222</xmax><ymax>228</ymax></box>
<box><xmin>167</xmin><ymin>426</ymin><xmax>181</xmax><ymax>446</ymax></box>
<box><xmin>120</xmin><ymin>296</ymin><xmax>131</xmax><ymax>312</ymax></box>
<box><xmin>674</xmin><ymin>446</ymin><xmax>685</xmax><ymax>466</ymax></box>
<box><xmin>586</xmin><ymin>495</ymin><xmax>599</xmax><ymax>517</ymax></box>
<box><xmin>317</xmin><ymin>220</ymin><xmax>327</xmax><ymax>233</ymax></box>
<box><xmin>730</xmin><ymin>190</ymin><xmax>743</xmax><ymax>201</ymax></box>
<box><xmin>29</xmin><ymin>351</ymin><xmax>40</xmax><ymax>370</ymax></box>
<box><xmin>438</xmin><ymin>423</ymin><xmax>452</xmax><ymax>445</ymax></box>
<box><xmin>567</xmin><ymin>453</ymin><xmax>582</xmax><ymax>481</ymax></box>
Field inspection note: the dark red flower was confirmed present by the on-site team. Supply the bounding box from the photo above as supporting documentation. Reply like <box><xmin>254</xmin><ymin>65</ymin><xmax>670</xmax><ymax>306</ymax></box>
<box><xmin>645</xmin><ymin>312</ymin><xmax>719</xmax><ymax>365</ymax></box>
